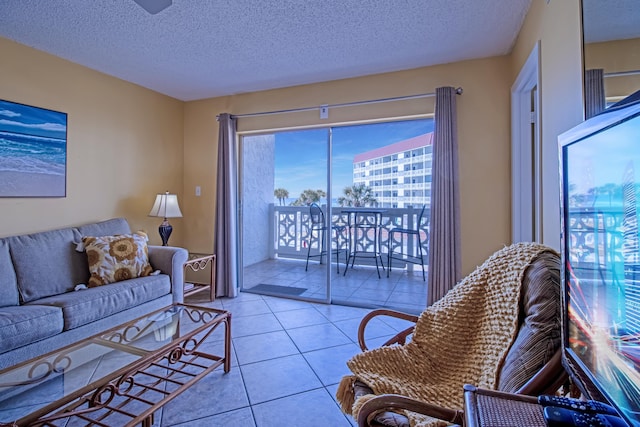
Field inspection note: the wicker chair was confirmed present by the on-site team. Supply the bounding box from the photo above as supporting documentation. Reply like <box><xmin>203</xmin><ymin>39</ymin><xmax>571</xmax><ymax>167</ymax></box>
<box><xmin>351</xmin><ymin>250</ymin><xmax>567</xmax><ymax>427</ymax></box>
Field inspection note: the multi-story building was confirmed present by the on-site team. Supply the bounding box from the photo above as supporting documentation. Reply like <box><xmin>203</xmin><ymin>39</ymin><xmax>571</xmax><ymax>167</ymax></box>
<box><xmin>353</xmin><ymin>132</ymin><xmax>433</xmax><ymax>208</ymax></box>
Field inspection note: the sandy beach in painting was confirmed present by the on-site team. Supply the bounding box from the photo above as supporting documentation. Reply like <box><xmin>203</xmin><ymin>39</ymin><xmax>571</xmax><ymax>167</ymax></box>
<box><xmin>0</xmin><ymin>171</ymin><xmax>65</xmax><ymax>197</ymax></box>
<box><xmin>0</xmin><ymin>100</ymin><xmax>67</xmax><ymax>197</ymax></box>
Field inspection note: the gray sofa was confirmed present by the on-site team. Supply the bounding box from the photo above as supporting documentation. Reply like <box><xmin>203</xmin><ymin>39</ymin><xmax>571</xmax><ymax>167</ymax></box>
<box><xmin>0</xmin><ymin>218</ymin><xmax>188</xmax><ymax>370</ymax></box>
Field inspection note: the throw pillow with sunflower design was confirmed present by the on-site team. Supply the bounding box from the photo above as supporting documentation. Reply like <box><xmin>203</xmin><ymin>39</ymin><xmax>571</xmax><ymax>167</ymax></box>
<box><xmin>82</xmin><ymin>231</ymin><xmax>154</xmax><ymax>287</ymax></box>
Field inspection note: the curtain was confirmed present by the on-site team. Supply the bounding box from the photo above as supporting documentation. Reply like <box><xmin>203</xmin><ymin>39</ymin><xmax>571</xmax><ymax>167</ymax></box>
<box><xmin>427</xmin><ymin>87</ymin><xmax>461</xmax><ymax>306</ymax></box>
<box><xmin>214</xmin><ymin>113</ymin><xmax>239</xmax><ymax>298</ymax></box>
<box><xmin>585</xmin><ymin>68</ymin><xmax>605</xmax><ymax>119</ymax></box>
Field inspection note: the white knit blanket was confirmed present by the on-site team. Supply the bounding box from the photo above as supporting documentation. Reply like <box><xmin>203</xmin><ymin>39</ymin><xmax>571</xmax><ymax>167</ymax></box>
<box><xmin>336</xmin><ymin>242</ymin><xmax>554</xmax><ymax>427</ymax></box>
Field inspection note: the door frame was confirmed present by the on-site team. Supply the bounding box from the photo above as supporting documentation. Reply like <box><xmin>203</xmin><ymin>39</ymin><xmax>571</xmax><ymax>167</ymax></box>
<box><xmin>511</xmin><ymin>41</ymin><xmax>542</xmax><ymax>243</ymax></box>
<box><xmin>238</xmin><ymin>129</ymin><xmax>333</xmax><ymax>304</ymax></box>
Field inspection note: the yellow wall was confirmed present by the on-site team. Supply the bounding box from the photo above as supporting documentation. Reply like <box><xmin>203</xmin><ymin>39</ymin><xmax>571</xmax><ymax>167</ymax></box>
<box><xmin>184</xmin><ymin>0</ymin><xmax>586</xmax><ymax>273</ymax></box>
<box><xmin>1</xmin><ymin>0</ymin><xmax>587</xmax><ymax>276</ymax></box>
<box><xmin>0</xmin><ymin>38</ymin><xmax>185</xmax><ymax>245</ymax></box>
<box><xmin>184</xmin><ymin>57</ymin><xmax>513</xmax><ymax>274</ymax></box>
<box><xmin>510</xmin><ymin>0</ymin><xmax>584</xmax><ymax>249</ymax></box>
<box><xmin>585</xmin><ymin>37</ymin><xmax>640</xmax><ymax>102</ymax></box>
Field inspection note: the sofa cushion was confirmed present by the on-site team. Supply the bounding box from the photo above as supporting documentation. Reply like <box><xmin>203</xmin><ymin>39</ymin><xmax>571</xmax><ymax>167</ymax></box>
<box><xmin>0</xmin><ymin>305</ymin><xmax>63</xmax><ymax>354</ymax></box>
<box><xmin>497</xmin><ymin>251</ymin><xmax>561</xmax><ymax>392</ymax></box>
<box><xmin>8</xmin><ymin>227</ymin><xmax>86</xmax><ymax>303</ymax></box>
<box><xmin>75</xmin><ymin>217</ymin><xmax>131</xmax><ymax>237</ymax></box>
<box><xmin>30</xmin><ymin>274</ymin><xmax>171</xmax><ymax>330</ymax></box>
<box><xmin>0</xmin><ymin>239</ymin><xmax>19</xmax><ymax>307</ymax></box>
<box><xmin>82</xmin><ymin>232</ymin><xmax>153</xmax><ymax>288</ymax></box>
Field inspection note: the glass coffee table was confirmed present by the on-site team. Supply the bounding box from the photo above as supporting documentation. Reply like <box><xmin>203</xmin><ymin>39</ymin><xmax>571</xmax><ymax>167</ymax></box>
<box><xmin>0</xmin><ymin>304</ymin><xmax>231</xmax><ymax>426</ymax></box>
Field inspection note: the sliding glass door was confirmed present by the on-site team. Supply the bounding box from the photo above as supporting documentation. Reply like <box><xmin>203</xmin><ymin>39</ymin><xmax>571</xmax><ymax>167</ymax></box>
<box><xmin>240</xmin><ymin>129</ymin><xmax>332</xmax><ymax>303</ymax></box>
<box><xmin>330</xmin><ymin>121</ymin><xmax>433</xmax><ymax>311</ymax></box>
<box><xmin>238</xmin><ymin>118</ymin><xmax>434</xmax><ymax>312</ymax></box>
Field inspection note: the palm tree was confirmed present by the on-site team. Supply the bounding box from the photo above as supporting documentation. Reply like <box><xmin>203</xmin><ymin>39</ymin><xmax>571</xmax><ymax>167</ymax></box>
<box><xmin>596</xmin><ymin>183</ymin><xmax>620</xmax><ymax>207</ymax></box>
<box><xmin>291</xmin><ymin>189</ymin><xmax>326</xmax><ymax>206</ymax></box>
<box><xmin>338</xmin><ymin>183</ymin><xmax>377</xmax><ymax>207</ymax></box>
<box><xmin>274</xmin><ymin>188</ymin><xmax>289</xmax><ymax>206</ymax></box>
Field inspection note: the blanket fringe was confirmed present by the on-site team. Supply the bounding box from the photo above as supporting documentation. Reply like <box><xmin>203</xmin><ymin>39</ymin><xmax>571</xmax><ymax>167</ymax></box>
<box><xmin>352</xmin><ymin>394</ymin><xmax>376</xmax><ymax>422</ymax></box>
<box><xmin>336</xmin><ymin>375</ymin><xmax>357</xmax><ymax>414</ymax></box>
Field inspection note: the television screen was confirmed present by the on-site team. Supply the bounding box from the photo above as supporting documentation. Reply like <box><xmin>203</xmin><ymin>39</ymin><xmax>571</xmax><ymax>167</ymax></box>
<box><xmin>560</xmin><ymin>100</ymin><xmax>640</xmax><ymax>426</ymax></box>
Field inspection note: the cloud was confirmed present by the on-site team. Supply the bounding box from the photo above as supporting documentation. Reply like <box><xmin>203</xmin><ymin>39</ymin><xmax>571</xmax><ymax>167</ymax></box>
<box><xmin>332</xmin><ymin>152</ymin><xmax>356</xmax><ymax>162</ymax></box>
<box><xmin>275</xmin><ymin>163</ymin><xmax>328</xmax><ymax>195</ymax></box>
<box><xmin>0</xmin><ymin>109</ymin><xmax>21</xmax><ymax>118</ymax></box>
<box><xmin>0</xmin><ymin>119</ymin><xmax>66</xmax><ymax>132</ymax></box>
<box><xmin>277</xmin><ymin>165</ymin><xmax>324</xmax><ymax>182</ymax></box>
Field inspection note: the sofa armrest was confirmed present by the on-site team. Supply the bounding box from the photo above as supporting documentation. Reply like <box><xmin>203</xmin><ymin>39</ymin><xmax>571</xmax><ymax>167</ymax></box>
<box><xmin>148</xmin><ymin>245</ymin><xmax>189</xmax><ymax>304</ymax></box>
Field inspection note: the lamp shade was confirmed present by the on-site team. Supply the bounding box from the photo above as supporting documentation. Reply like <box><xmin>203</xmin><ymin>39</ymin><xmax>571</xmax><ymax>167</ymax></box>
<box><xmin>148</xmin><ymin>191</ymin><xmax>183</xmax><ymax>219</ymax></box>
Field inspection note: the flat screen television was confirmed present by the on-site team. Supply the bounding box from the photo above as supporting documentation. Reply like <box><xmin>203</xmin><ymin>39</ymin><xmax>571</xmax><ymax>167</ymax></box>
<box><xmin>559</xmin><ymin>92</ymin><xmax>640</xmax><ymax>426</ymax></box>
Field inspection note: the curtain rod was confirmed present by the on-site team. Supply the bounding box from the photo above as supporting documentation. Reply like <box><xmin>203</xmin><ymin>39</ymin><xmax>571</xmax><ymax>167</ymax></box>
<box><xmin>219</xmin><ymin>87</ymin><xmax>463</xmax><ymax>119</ymax></box>
<box><xmin>604</xmin><ymin>69</ymin><xmax>640</xmax><ymax>78</ymax></box>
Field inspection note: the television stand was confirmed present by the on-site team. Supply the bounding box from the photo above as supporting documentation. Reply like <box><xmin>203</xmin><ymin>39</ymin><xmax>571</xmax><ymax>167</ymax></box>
<box><xmin>463</xmin><ymin>384</ymin><xmax>547</xmax><ymax>427</ymax></box>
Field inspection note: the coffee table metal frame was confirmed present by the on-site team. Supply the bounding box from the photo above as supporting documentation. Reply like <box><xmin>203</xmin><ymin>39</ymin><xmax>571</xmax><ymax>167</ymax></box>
<box><xmin>0</xmin><ymin>304</ymin><xmax>231</xmax><ymax>427</ymax></box>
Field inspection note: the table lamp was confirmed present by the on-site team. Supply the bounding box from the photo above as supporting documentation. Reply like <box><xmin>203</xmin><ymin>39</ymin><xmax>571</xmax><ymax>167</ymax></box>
<box><xmin>148</xmin><ymin>191</ymin><xmax>183</xmax><ymax>246</ymax></box>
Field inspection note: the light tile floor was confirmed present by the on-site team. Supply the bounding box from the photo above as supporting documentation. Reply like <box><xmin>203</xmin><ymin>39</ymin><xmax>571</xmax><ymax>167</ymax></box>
<box><xmin>156</xmin><ymin>291</ymin><xmax>416</xmax><ymax>427</ymax></box>
<box><xmin>242</xmin><ymin>258</ymin><xmax>428</xmax><ymax>314</ymax></box>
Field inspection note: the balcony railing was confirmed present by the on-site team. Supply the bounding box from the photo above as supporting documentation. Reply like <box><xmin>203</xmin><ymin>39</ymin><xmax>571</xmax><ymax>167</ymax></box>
<box><xmin>263</xmin><ymin>205</ymin><xmax>624</xmax><ymax>282</ymax></box>
<box><xmin>269</xmin><ymin>205</ymin><xmax>429</xmax><ymax>268</ymax></box>
<box><xmin>566</xmin><ymin>207</ymin><xmax>625</xmax><ymax>286</ymax></box>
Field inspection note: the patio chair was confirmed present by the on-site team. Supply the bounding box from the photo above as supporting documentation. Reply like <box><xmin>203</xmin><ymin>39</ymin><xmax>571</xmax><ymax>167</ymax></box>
<box><xmin>305</xmin><ymin>203</ymin><xmax>348</xmax><ymax>273</ymax></box>
<box><xmin>336</xmin><ymin>243</ymin><xmax>567</xmax><ymax>427</ymax></box>
<box><xmin>387</xmin><ymin>204</ymin><xmax>428</xmax><ymax>281</ymax></box>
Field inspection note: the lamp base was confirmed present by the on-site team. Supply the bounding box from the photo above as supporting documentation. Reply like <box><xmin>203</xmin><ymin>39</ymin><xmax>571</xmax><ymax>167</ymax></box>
<box><xmin>158</xmin><ymin>219</ymin><xmax>173</xmax><ymax>246</ymax></box>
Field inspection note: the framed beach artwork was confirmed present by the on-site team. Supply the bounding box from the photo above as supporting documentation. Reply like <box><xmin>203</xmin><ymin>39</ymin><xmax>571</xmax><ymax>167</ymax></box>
<box><xmin>0</xmin><ymin>99</ymin><xmax>67</xmax><ymax>197</ymax></box>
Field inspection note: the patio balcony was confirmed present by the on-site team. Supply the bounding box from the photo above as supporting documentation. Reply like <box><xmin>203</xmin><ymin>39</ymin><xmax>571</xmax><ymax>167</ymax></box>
<box><xmin>241</xmin><ymin>205</ymin><xmax>430</xmax><ymax>313</ymax></box>
<box><xmin>243</xmin><ymin>204</ymin><xmax>626</xmax><ymax>313</ymax></box>
<box><xmin>267</xmin><ymin>205</ymin><xmax>427</xmax><ymax>264</ymax></box>
<box><xmin>240</xmin><ymin>204</ymin><xmax>621</xmax><ymax>315</ymax></box>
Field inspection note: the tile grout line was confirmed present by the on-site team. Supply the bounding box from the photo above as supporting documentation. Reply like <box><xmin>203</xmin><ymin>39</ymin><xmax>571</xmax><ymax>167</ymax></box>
<box><xmin>181</xmin><ymin>293</ymin><xmax>397</xmax><ymax>426</ymax></box>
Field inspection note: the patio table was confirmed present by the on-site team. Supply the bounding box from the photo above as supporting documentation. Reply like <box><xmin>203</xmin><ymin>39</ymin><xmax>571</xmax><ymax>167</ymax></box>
<box><xmin>341</xmin><ymin>208</ymin><xmax>387</xmax><ymax>278</ymax></box>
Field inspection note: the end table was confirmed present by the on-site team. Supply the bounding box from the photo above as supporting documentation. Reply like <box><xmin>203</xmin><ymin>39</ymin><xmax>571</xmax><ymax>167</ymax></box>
<box><xmin>463</xmin><ymin>384</ymin><xmax>547</xmax><ymax>427</ymax></box>
<box><xmin>183</xmin><ymin>253</ymin><xmax>216</xmax><ymax>301</ymax></box>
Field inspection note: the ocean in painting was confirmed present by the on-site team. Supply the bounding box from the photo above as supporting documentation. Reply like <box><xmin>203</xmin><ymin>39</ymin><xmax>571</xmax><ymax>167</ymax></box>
<box><xmin>0</xmin><ymin>130</ymin><xmax>66</xmax><ymax>176</ymax></box>
<box><xmin>0</xmin><ymin>99</ymin><xmax>67</xmax><ymax>196</ymax></box>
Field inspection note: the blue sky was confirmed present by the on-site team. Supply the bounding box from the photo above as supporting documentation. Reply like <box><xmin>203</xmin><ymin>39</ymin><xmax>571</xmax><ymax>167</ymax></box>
<box><xmin>274</xmin><ymin>118</ymin><xmax>434</xmax><ymax>200</ymax></box>
<box><xmin>0</xmin><ymin>99</ymin><xmax>67</xmax><ymax>140</ymax></box>
<box><xmin>567</xmin><ymin>113</ymin><xmax>640</xmax><ymax>206</ymax></box>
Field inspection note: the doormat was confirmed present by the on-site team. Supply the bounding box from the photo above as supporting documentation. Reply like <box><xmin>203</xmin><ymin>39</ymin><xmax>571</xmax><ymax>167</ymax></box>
<box><xmin>248</xmin><ymin>284</ymin><xmax>307</xmax><ymax>296</ymax></box>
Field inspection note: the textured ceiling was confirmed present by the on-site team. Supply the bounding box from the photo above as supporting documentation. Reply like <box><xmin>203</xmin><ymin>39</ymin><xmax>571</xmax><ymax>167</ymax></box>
<box><xmin>582</xmin><ymin>0</ymin><xmax>640</xmax><ymax>43</ymax></box>
<box><xmin>0</xmin><ymin>0</ymin><xmax>533</xmax><ymax>101</ymax></box>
